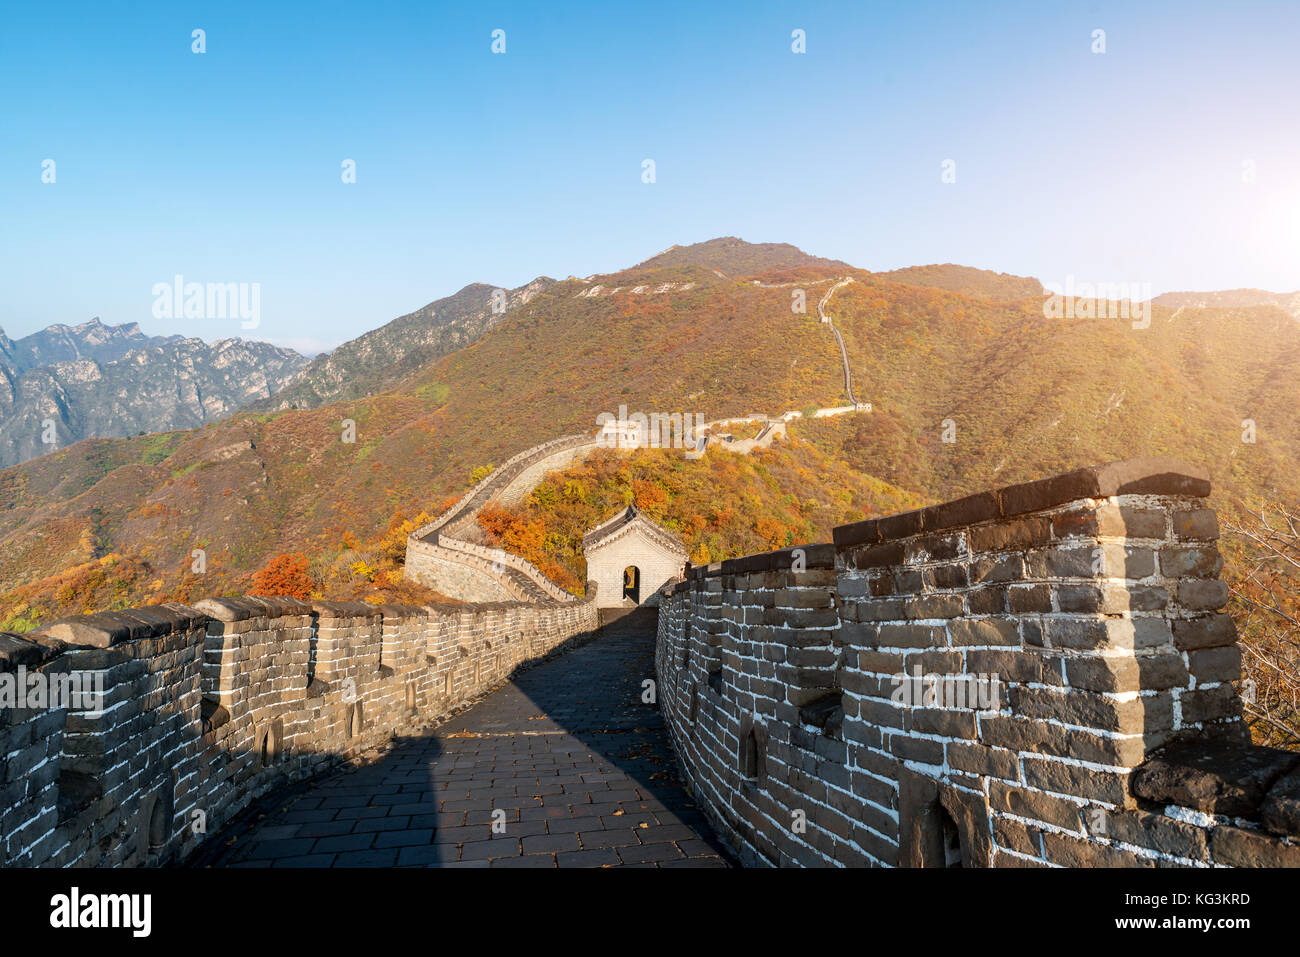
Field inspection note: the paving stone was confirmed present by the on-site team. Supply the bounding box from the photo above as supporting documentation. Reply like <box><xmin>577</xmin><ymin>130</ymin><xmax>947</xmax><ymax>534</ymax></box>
<box><xmin>677</xmin><ymin>839</ymin><xmax>723</xmax><ymax>857</ymax></box>
<box><xmin>433</xmin><ymin>825</ymin><xmax>490</xmax><ymax>844</ymax></box>
<box><xmin>490</xmin><ymin>854</ymin><xmax>556</xmax><ymax>868</ymax></box>
<box><xmin>279</xmin><ymin>808</ymin><xmax>339</xmax><ymax>825</ymax></box>
<box><xmin>396</xmin><ymin>844</ymin><xmax>460</xmax><ymax>866</ymax></box>
<box><xmin>296</xmin><ymin>820</ymin><xmax>356</xmax><ymax>839</ymax></box>
<box><xmin>659</xmin><ymin>857</ymin><xmax>730</xmax><ymax>868</ymax></box>
<box><xmin>333</xmin><ymin>849</ymin><xmax>400</xmax><ymax>867</ymax></box>
<box><xmin>503</xmin><ymin>820</ymin><xmax>550</xmax><ymax>838</ymax></box>
<box><xmin>460</xmin><ymin>838</ymin><xmax>521</xmax><ymax>860</ymax></box>
<box><xmin>388</xmin><ymin>803</ymin><xmax>435</xmax><ymax>816</ymax></box>
<box><xmin>354</xmin><ymin>816</ymin><xmax>411</xmax><ymax>834</ymax></box>
<box><xmin>558</xmin><ymin>848</ymin><xmax>620</xmax><ymax>867</ymax></box>
<box><xmin>619</xmin><ymin>842</ymin><xmax>687</xmax><ymax>864</ymax></box>
<box><xmin>255</xmin><ymin>825</ymin><xmax>303</xmax><ymax>840</ymax></box>
<box><xmin>636</xmin><ymin>824</ymin><xmax>702</xmax><ymax>843</ymax></box>
<box><xmin>522</xmin><ymin>833</ymin><xmax>581</xmax><ymax>854</ymax></box>
<box><xmin>241</xmin><ymin>838</ymin><xmax>318</xmax><ymax>860</ymax></box>
<box><xmin>578</xmin><ymin>828</ymin><xmax>644</xmax><ymax>849</ymax></box>
<box><xmin>372</xmin><ymin>828</ymin><xmax>435</xmax><ymax>848</ymax></box>
<box><xmin>271</xmin><ymin>853</ymin><xmax>336</xmax><ymax>868</ymax></box>
<box><xmin>313</xmin><ymin>833</ymin><xmax>376</xmax><ymax>854</ymax></box>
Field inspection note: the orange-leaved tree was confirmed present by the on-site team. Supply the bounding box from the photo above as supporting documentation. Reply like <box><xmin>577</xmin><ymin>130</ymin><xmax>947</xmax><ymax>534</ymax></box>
<box><xmin>632</xmin><ymin>478</ymin><xmax>667</xmax><ymax>512</ymax></box>
<box><xmin>249</xmin><ymin>552</ymin><xmax>315</xmax><ymax>601</ymax></box>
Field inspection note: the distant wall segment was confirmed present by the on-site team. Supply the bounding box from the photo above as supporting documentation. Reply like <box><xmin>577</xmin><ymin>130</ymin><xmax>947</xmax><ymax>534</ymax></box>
<box><xmin>404</xmin><ymin>434</ymin><xmax>596</xmax><ymax>603</ymax></box>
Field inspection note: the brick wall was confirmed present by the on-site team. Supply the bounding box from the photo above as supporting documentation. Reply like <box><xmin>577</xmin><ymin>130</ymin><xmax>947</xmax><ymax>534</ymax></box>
<box><xmin>655</xmin><ymin>458</ymin><xmax>1300</xmax><ymax>867</ymax></box>
<box><xmin>404</xmin><ymin>433</ymin><xmax>595</xmax><ymax>603</ymax></box>
<box><xmin>493</xmin><ymin>439</ymin><xmax>599</xmax><ymax>507</ymax></box>
<box><xmin>0</xmin><ymin>592</ymin><xmax>597</xmax><ymax>866</ymax></box>
<box><xmin>404</xmin><ymin>542</ymin><xmax>517</xmax><ymax>602</ymax></box>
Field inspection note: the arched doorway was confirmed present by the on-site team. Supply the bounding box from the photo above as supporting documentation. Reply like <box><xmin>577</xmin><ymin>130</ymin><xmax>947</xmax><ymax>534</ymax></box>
<box><xmin>622</xmin><ymin>565</ymin><xmax>640</xmax><ymax>604</ymax></box>
<box><xmin>583</xmin><ymin>506</ymin><xmax>689</xmax><ymax>610</ymax></box>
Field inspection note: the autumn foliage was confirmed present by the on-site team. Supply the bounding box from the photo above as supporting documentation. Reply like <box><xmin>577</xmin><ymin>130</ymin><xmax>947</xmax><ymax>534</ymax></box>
<box><xmin>474</xmin><ymin>436</ymin><xmax>922</xmax><ymax>597</ymax></box>
<box><xmin>1223</xmin><ymin>506</ymin><xmax>1300</xmax><ymax>749</ymax></box>
<box><xmin>249</xmin><ymin>552</ymin><xmax>315</xmax><ymax>600</ymax></box>
<box><xmin>477</xmin><ymin>504</ymin><xmax>583</xmax><ymax>593</ymax></box>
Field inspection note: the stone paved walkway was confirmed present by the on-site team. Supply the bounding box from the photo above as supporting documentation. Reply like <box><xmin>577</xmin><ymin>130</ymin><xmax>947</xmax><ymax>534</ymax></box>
<box><xmin>199</xmin><ymin>608</ymin><xmax>730</xmax><ymax>868</ymax></box>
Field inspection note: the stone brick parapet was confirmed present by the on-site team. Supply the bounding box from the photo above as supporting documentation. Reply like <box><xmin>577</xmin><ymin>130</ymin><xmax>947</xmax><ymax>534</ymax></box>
<box><xmin>404</xmin><ymin>433</ymin><xmax>596</xmax><ymax>603</ymax></box>
<box><xmin>655</xmin><ymin>458</ymin><xmax>1300</xmax><ymax>867</ymax></box>
<box><xmin>1</xmin><ymin>590</ymin><xmax>597</xmax><ymax>866</ymax></box>
<box><xmin>410</xmin><ymin>433</ymin><xmax>597</xmax><ymax>544</ymax></box>
<box><xmin>438</xmin><ymin>538</ymin><xmax>574</xmax><ymax>602</ymax></box>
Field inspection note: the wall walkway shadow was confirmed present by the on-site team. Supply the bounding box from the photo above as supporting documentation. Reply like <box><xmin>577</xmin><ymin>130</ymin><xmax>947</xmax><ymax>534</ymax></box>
<box><xmin>189</xmin><ymin>608</ymin><xmax>731</xmax><ymax>868</ymax></box>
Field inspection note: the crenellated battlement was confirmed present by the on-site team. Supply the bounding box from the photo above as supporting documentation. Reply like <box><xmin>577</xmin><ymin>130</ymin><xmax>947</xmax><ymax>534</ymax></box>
<box><xmin>405</xmin><ymin>433</ymin><xmax>599</xmax><ymax>603</ymax></box>
<box><xmin>7</xmin><ymin>457</ymin><xmax>1295</xmax><ymax>869</ymax></box>
<box><xmin>0</xmin><ymin>592</ymin><xmax>597</xmax><ymax>867</ymax></box>
<box><xmin>654</xmin><ymin>458</ymin><xmax>1300</xmax><ymax>867</ymax></box>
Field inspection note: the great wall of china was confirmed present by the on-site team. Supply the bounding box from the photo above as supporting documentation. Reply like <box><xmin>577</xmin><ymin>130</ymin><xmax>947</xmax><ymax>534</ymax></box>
<box><xmin>404</xmin><ymin>433</ymin><xmax>600</xmax><ymax>603</ymax></box>
<box><xmin>0</xmin><ymin>593</ymin><xmax>600</xmax><ymax>866</ymax></box>
<box><xmin>656</xmin><ymin>459</ymin><xmax>1300</xmax><ymax>867</ymax></box>
<box><xmin>400</xmin><ymin>407</ymin><xmax>862</xmax><ymax>603</ymax></box>
<box><xmin>817</xmin><ymin>277</ymin><xmax>863</xmax><ymax>407</ymax></box>
<box><xmin>3</xmin><ymin>408</ymin><xmax>1297</xmax><ymax>865</ymax></box>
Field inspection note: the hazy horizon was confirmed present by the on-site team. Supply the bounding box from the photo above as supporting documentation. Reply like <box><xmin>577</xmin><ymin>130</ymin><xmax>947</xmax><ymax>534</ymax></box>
<box><xmin>5</xmin><ymin>232</ymin><xmax>1294</xmax><ymax>361</ymax></box>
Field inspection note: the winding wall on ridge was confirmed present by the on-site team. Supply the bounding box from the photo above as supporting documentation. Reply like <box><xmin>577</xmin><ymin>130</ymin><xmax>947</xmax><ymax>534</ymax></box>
<box><xmin>404</xmin><ymin>433</ymin><xmax>599</xmax><ymax>603</ymax></box>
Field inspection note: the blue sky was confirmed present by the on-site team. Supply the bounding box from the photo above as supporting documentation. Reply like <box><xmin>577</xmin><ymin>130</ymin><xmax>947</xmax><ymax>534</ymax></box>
<box><xmin>2</xmin><ymin>1</ymin><xmax>1297</xmax><ymax>354</ymax></box>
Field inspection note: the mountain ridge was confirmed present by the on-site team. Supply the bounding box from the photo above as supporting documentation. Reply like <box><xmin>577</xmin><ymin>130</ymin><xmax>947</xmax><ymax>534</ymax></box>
<box><xmin>0</xmin><ymin>319</ymin><xmax>307</xmax><ymax>468</ymax></box>
<box><xmin>0</xmin><ymin>237</ymin><xmax>1293</xmax><ymax>633</ymax></box>
<box><xmin>1153</xmin><ymin>288</ymin><xmax>1300</xmax><ymax>320</ymax></box>
<box><xmin>252</xmin><ymin>277</ymin><xmax>555</xmax><ymax>412</ymax></box>
<box><xmin>634</xmin><ymin>236</ymin><xmax>852</xmax><ymax>275</ymax></box>
<box><xmin>0</xmin><ymin>317</ymin><xmax>184</xmax><ymax>371</ymax></box>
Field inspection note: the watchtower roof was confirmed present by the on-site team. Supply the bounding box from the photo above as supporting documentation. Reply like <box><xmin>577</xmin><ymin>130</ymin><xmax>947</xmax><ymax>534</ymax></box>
<box><xmin>582</xmin><ymin>505</ymin><xmax>688</xmax><ymax>556</ymax></box>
